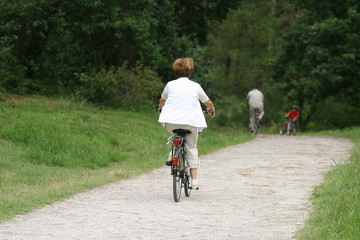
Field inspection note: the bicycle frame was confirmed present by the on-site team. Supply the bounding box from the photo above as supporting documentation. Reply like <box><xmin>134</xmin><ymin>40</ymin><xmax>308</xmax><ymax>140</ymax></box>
<box><xmin>280</xmin><ymin>116</ymin><xmax>293</xmax><ymax>135</ymax></box>
<box><xmin>171</xmin><ymin>135</ymin><xmax>185</xmax><ymax>175</ymax></box>
<box><xmin>254</xmin><ymin>108</ymin><xmax>260</xmax><ymax>119</ymax></box>
<box><xmin>253</xmin><ymin>108</ymin><xmax>261</xmax><ymax>134</ymax></box>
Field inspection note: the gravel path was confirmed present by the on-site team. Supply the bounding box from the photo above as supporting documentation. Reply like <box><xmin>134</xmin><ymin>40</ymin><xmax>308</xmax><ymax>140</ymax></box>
<box><xmin>0</xmin><ymin>135</ymin><xmax>353</xmax><ymax>240</ymax></box>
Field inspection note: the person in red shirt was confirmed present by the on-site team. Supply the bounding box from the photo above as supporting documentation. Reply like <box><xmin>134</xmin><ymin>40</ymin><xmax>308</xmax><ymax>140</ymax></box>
<box><xmin>286</xmin><ymin>105</ymin><xmax>300</xmax><ymax>136</ymax></box>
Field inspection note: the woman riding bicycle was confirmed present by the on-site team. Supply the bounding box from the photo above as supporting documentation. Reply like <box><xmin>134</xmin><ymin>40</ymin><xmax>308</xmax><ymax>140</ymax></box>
<box><xmin>158</xmin><ymin>57</ymin><xmax>215</xmax><ymax>190</ymax></box>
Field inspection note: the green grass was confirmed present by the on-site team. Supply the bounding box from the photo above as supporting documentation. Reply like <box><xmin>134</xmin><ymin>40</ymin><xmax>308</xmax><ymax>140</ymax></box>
<box><xmin>297</xmin><ymin>128</ymin><xmax>360</xmax><ymax>240</ymax></box>
<box><xmin>0</xmin><ymin>95</ymin><xmax>253</xmax><ymax>222</ymax></box>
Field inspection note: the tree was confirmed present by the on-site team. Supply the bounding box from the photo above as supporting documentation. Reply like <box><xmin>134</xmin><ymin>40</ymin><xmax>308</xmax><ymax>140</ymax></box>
<box><xmin>203</xmin><ymin>0</ymin><xmax>286</xmax><ymax>126</ymax></box>
<box><xmin>0</xmin><ymin>0</ymin><xmax>242</xmax><ymax>94</ymax></box>
<box><xmin>272</xmin><ymin>0</ymin><xmax>360</xmax><ymax>128</ymax></box>
<box><xmin>174</xmin><ymin>0</ymin><xmax>242</xmax><ymax>45</ymax></box>
<box><xmin>207</xmin><ymin>0</ymin><xmax>277</xmax><ymax>96</ymax></box>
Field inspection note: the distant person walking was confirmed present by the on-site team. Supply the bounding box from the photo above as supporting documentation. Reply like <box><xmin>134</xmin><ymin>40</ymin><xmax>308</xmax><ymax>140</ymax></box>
<box><xmin>247</xmin><ymin>85</ymin><xmax>264</xmax><ymax>132</ymax></box>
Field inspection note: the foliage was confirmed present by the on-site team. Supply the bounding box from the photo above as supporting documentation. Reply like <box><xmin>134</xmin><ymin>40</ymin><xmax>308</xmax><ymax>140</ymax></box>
<box><xmin>0</xmin><ymin>0</ymin><xmax>241</xmax><ymax>94</ymax></box>
<box><xmin>0</xmin><ymin>37</ymin><xmax>30</xmax><ymax>93</ymax></box>
<box><xmin>208</xmin><ymin>0</ymin><xmax>277</xmax><ymax>96</ymax></box>
<box><xmin>1</xmin><ymin>0</ymin><xmax>358</xmax><ymax>130</ymax></box>
<box><xmin>306</xmin><ymin>97</ymin><xmax>360</xmax><ymax>130</ymax></box>
<box><xmin>272</xmin><ymin>0</ymin><xmax>360</xmax><ymax>129</ymax></box>
<box><xmin>75</xmin><ymin>63</ymin><xmax>163</xmax><ymax>107</ymax></box>
<box><xmin>209</xmin><ymin>95</ymin><xmax>248</xmax><ymax>127</ymax></box>
<box><xmin>173</xmin><ymin>0</ymin><xmax>242</xmax><ymax>45</ymax></box>
<box><xmin>205</xmin><ymin>0</ymin><xmax>290</xmax><ymax>128</ymax></box>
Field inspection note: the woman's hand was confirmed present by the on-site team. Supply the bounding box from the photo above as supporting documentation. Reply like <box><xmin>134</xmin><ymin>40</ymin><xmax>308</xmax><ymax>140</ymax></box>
<box><xmin>207</xmin><ymin>108</ymin><xmax>215</xmax><ymax>117</ymax></box>
<box><xmin>158</xmin><ymin>98</ymin><xmax>166</xmax><ymax>115</ymax></box>
<box><xmin>204</xmin><ymin>99</ymin><xmax>215</xmax><ymax>117</ymax></box>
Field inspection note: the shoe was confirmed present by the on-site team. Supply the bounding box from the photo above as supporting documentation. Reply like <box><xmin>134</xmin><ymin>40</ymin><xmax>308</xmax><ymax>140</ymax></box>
<box><xmin>191</xmin><ymin>184</ymin><xmax>199</xmax><ymax>190</ymax></box>
<box><xmin>191</xmin><ymin>179</ymin><xmax>199</xmax><ymax>190</ymax></box>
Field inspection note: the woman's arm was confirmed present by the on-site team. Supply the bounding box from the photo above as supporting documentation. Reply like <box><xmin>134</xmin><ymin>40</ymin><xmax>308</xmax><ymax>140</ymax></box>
<box><xmin>158</xmin><ymin>97</ymin><xmax>166</xmax><ymax>114</ymax></box>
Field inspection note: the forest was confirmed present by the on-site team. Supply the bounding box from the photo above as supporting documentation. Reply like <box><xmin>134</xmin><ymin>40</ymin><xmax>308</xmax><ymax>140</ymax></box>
<box><xmin>1</xmin><ymin>0</ymin><xmax>359</xmax><ymax>130</ymax></box>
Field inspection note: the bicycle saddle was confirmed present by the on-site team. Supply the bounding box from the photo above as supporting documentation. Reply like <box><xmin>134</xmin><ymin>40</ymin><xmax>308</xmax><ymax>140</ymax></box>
<box><xmin>172</xmin><ymin>129</ymin><xmax>191</xmax><ymax>137</ymax></box>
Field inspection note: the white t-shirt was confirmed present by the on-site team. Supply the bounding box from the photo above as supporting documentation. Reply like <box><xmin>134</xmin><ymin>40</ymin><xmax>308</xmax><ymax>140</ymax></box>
<box><xmin>247</xmin><ymin>89</ymin><xmax>264</xmax><ymax>108</ymax></box>
<box><xmin>158</xmin><ymin>77</ymin><xmax>209</xmax><ymax>131</ymax></box>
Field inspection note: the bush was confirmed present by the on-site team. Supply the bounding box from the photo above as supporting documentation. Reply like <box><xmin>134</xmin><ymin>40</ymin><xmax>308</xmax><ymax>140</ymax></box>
<box><xmin>75</xmin><ymin>63</ymin><xmax>163</xmax><ymax>107</ymax></box>
<box><xmin>211</xmin><ymin>95</ymin><xmax>249</xmax><ymax>127</ymax></box>
<box><xmin>306</xmin><ymin>97</ymin><xmax>360</xmax><ymax>130</ymax></box>
<box><xmin>0</xmin><ymin>38</ymin><xmax>32</xmax><ymax>93</ymax></box>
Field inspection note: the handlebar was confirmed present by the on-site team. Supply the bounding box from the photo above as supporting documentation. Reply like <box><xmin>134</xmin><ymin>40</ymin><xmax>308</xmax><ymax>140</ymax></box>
<box><xmin>202</xmin><ymin>108</ymin><xmax>215</xmax><ymax>118</ymax></box>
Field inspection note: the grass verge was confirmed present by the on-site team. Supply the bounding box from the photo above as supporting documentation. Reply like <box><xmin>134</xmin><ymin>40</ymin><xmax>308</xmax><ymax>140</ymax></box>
<box><xmin>0</xmin><ymin>95</ymin><xmax>253</xmax><ymax>222</ymax></box>
<box><xmin>297</xmin><ymin>128</ymin><xmax>360</xmax><ymax>239</ymax></box>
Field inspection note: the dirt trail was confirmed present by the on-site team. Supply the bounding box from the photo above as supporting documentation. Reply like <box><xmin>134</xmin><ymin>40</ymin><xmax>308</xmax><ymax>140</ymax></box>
<box><xmin>0</xmin><ymin>135</ymin><xmax>353</xmax><ymax>240</ymax></box>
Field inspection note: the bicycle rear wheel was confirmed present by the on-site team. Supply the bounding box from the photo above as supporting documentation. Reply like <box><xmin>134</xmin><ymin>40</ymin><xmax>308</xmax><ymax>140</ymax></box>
<box><xmin>280</xmin><ymin>123</ymin><xmax>286</xmax><ymax>135</ymax></box>
<box><xmin>184</xmin><ymin>153</ymin><xmax>191</xmax><ymax>197</ymax></box>
<box><xmin>254</xmin><ymin>119</ymin><xmax>259</xmax><ymax>135</ymax></box>
<box><xmin>173</xmin><ymin>150</ymin><xmax>182</xmax><ymax>202</ymax></box>
<box><xmin>173</xmin><ymin>173</ymin><xmax>182</xmax><ymax>202</ymax></box>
